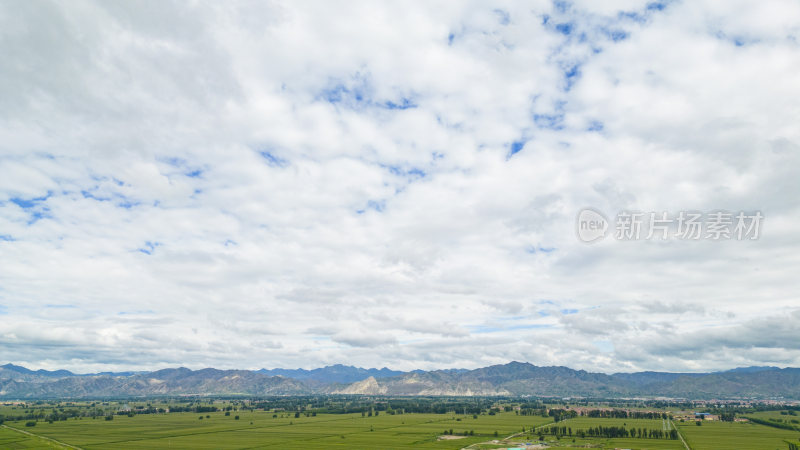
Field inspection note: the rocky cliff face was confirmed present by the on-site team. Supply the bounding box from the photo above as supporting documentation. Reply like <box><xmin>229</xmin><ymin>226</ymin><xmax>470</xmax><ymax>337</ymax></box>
<box><xmin>333</xmin><ymin>376</ymin><xmax>388</xmax><ymax>395</ymax></box>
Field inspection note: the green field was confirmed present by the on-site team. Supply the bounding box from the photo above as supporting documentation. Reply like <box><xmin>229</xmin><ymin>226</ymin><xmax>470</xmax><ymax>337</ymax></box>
<box><xmin>3</xmin><ymin>411</ymin><xmax>551</xmax><ymax>449</ymax></box>
<box><xmin>746</xmin><ymin>410</ymin><xmax>800</xmax><ymax>428</ymax></box>
<box><xmin>0</xmin><ymin>425</ymin><xmax>66</xmax><ymax>449</ymax></box>
<box><xmin>3</xmin><ymin>408</ymin><xmax>800</xmax><ymax>449</ymax></box>
<box><xmin>676</xmin><ymin>419</ymin><xmax>800</xmax><ymax>450</ymax></box>
<box><xmin>530</xmin><ymin>416</ymin><xmax>683</xmax><ymax>449</ymax></box>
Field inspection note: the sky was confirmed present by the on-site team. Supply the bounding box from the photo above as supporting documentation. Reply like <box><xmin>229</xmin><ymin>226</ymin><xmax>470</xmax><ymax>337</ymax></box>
<box><xmin>1</xmin><ymin>0</ymin><xmax>799</xmax><ymax>374</ymax></box>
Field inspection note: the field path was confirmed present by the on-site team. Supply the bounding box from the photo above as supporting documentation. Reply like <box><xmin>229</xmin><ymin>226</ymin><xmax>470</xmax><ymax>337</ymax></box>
<box><xmin>1</xmin><ymin>424</ymin><xmax>83</xmax><ymax>450</ymax></box>
<box><xmin>668</xmin><ymin>418</ymin><xmax>690</xmax><ymax>450</ymax></box>
<box><xmin>462</xmin><ymin>417</ymin><xmax>559</xmax><ymax>450</ymax></box>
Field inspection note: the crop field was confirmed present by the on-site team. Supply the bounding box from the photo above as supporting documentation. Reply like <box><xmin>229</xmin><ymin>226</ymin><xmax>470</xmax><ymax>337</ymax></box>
<box><xmin>2</xmin><ymin>409</ymin><xmax>800</xmax><ymax>449</ymax></box>
<box><xmin>528</xmin><ymin>416</ymin><xmax>683</xmax><ymax>449</ymax></box>
<box><xmin>677</xmin><ymin>419</ymin><xmax>800</xmax><ymax>450</ymax></box>
<box><xmin>746</xmin><ymin>410</ymin><xmax>799</xmax><ymax>421</ymax></box>
<box><xmin>2</xmin><ymin>411</ymin><xmax>552</xmax><ymax>449</ymax></box>
<box><xmin>0</xmin><ymin>426</ymin><xmax>44</xmax><ymax>449</ymax></box>
<box><xmin>745</xmin><ymin>409</ymin><xmax>800</xmax><ymax>428</ymax></box>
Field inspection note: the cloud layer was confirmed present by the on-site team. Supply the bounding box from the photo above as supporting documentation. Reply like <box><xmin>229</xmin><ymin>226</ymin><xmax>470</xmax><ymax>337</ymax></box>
<box><xmin>1</xmin><ymin>0</ymin><xmax>799</xmax><ymax>373</ymax></box>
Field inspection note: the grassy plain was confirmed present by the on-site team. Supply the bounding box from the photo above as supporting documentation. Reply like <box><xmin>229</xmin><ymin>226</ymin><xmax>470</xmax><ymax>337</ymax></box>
<box><xmin>0</xmin><ymin>425</ymin><xmax>68</xmax><ymax>449</ymax></box>
<box><xmin>4</xmin><ymin>411</ymin><xmax>550</xmax><ymax>449</ymax></box>
<box><xmin>2</xmin><ymin>410</ymin><xmax>800</xmax><ymax>449</ymax></box>
<box><xmin>526</xmin><ymin>416</ymin><xmax>683</xmax><ymax>449</ymax></box>
<box><xmin>677</xmin><ymin>419</ymin><xmax>800</xmax><ymax>450</ymax></box>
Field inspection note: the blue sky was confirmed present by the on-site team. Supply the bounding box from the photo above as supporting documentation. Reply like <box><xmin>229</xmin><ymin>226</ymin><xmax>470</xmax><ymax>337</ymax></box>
<box><xmin>1</xmin><ymin>0</ymin><xmax>799</xmax><ymax>373</ymax></box>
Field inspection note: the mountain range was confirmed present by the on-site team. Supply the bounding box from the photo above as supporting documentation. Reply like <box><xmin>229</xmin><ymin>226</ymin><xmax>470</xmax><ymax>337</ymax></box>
<box><xmin>253</xmin><ymin>364</ymin><xmax>407</xmax><ymax>384</ymax></box>
<box><xmin>1</xmin><ymin>362</ymin><xmax>797</xmax><ymax>400</ymax></box>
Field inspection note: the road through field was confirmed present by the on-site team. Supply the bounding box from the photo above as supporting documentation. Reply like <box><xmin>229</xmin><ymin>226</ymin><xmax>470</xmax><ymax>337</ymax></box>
<box><xmin>462</xmin><ymin>416</ymin><xmax>560</xmax><ymax>449</ymax></box>
<box><xmin>1</xmin><ymin>424</ymin><xmax>83</xmax><ymax>450</ymax></box>
<box><xmin>669</xmin><ymin>419</ymin><xmax>690</xmax><ymax>450</ymax></box>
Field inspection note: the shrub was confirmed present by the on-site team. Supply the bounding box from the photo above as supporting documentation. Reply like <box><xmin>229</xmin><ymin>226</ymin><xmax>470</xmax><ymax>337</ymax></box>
<box><xmin>25</xmin><ymin>421</ymin><xmax>36</xmax><ymax>427</ymax></box>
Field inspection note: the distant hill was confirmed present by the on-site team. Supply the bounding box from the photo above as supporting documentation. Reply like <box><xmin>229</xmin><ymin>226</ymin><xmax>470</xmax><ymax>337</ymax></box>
<box><xmin>0</xmin><ymin>363</ymin><xmax>145</xmax><ymax>381</ymax></box>
<box><xmin>642</xmin><ymin>368</ymin><xmax>800</xmax><ymax>398</ymax></box>
<box><xmin>611</xmin><ymin>371</ymin><xmax>706</xmax><ymax>386</ymax></box>
<box><xmin>345</xmin><ymin>363</ymin><xmax>800</xmax><ymax>399</ymax></box>
<box><xmin>1</xmin><ymin>362</ymin><xmax>798</xmax><ymax>399</ymax></box>
<box><xmin>719</xmin><ymin>366</ymin><xmax>780</xmax><ymax>374</ymax></box>
<box><xmin>1</xmin><ymin>363</ymin><xmax>75</xmax><ymax>379</ymax></box>
<box><xmin>254</xmin><ymin>364</ymin><xmax>406</xmax><ymax>384</ymax></box>
<box><xmin>0</xmin><ymin>367</ymin><xmax>306</xmax><ymax>398</ymax></box>
<box><xmin>333</xmin><ymin>362</ymin><xmax>632</xmax><ymax>397</ymax></box>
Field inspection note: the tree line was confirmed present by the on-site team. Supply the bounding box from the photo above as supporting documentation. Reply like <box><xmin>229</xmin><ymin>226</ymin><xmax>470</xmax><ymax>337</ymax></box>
<box><xmin>582</xmin><ymin>409</ymin><xmax>668</xmax><ymax>420</ymax></box>
<box><xmin>543</xmin><ymin>424</ymin><xmax>679</xmax><ymax>440</ymax></box>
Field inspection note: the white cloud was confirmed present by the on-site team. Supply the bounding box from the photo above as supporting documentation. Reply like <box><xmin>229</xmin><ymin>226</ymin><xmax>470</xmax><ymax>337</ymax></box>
<box><xmin>0</xmin><ymin>0</ymin><xmax>799</xmax><ymax>374</ymax></box>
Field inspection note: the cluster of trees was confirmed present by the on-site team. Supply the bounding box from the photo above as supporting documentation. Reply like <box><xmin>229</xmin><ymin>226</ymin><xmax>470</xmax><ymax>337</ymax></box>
<box><xmin>561</xmin><ymin>399</ymin><xmax>694</xmax><ymax>410</ymax></box>
<box><xmin>385</xmin><ymin>399</ymin><xmax>492</xmax><ymax>415</ymax></box>
<box><xmin>547</xmin><ymin>425</ymin><xmax>678</xmax><ymax>440</ymax></box>
<box><xmin>548</xmin><ymin>408</ymin><xmax>578</xmax><ymax>422</ymax></box>
<box><xmin>702</xmin><ymin>404</ymin><xmax>799</xmax><ymax>418</ymax></box>
<box><xmin>543</xmin><ymin>425</ymin><xmax>573</xmax><ymax>437</ymax></box>
<box><xmin>518</xmin><ymin>407</ymin><xmax>548</xmax><ymax>416</ymax></box>
<box><xmin>442</xmin><ymin>429</ymin><xmax>474</xmax><ymax>436</ymax></box>
<box><xmin>166</xmin><ymin>405</ymin><xmax>218</xmax><ymax>413</ymax></box>
<box><xmin>582</xmin><ymin>409</ymin><xmax>629</xmax><ymax>418</ymax></box>
<box><xmin>787</xmin><ymin>441</ymin><xmax>799</xmax><ymax>450</ymax></box>
<box><xmin>251</xmin><ymin>396</ymin><xmax>324</xmax><ymax>412</ymax></box>
<box><xmin>0</xmin><ymin>408</ymin><xmax>84</xmax><ymax>422</ymax></box>
<box><xmin>517</xmin><ymin>402</ymin><xmax>548</xmax><ymax>417</ymax></box>
<box><xmin>582</xmin><ymin>409</ymin><xmax>667</xmax><ymax>420</ymax></box>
